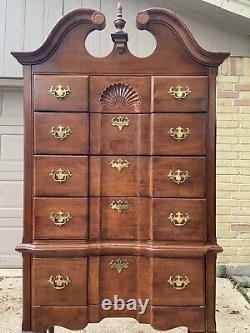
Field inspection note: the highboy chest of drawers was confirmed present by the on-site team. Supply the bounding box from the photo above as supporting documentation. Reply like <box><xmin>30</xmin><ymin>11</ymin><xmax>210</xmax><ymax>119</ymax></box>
<box><xmin>12</xmin><ymin>4</ymin><xmax>229</xmax><ymax>333</ymax></box>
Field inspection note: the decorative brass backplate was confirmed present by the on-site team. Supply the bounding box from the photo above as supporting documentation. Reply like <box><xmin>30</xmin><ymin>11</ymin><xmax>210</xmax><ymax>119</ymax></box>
<box><xmin>168</xmin><ymin>169</ymin><xmax>189</xmax><ymax>184</ymax></box>
<box><xmin>168</xmin><ymin>275</ymin><xmax>191</xmax><ymax>290</ymax></box>
<box><xmin>110</xmin><ymin>200</ymin><xmax>129</xmax><ymax>214</ymax></box>
<box><xmin>109</xmin><ymin>258</ymin><xmax>129</xmax><ymax>273</ymax></box>
<box><xmin>168</xmin><ymin>85</ymin><xmax>191</xmax><ymax>100</ymax></box>
<box><xmin>110</xmin><ymin>159</ymin><xmax>130</xmax><ymax>172</ymax></box>
<box><xmin>48</xmin><ymin>274</ymin><xmax>71</xmax><ymax>290</ymax></box>
<box><xmin>111</xmin><ymin>116</ymin><xmax>130</xmax><ymax>131</ymax></box>
<box><xmin>168</xmin><ymin>211</ymin><xmax>190</xmax><ymax>227</ymax></box>
<box><xmin>50</xmin><ymin>125</ymin><xmax>72</xmax><ymax>141</ymax></box>
<box><xmin>49</xmin><ymin>211</ymin><xmax>72</xmax><ymax>227</ymax></box>
<box><xmin>49</xmin><ymin>85</ymin><xmax>72</xmax><ymax>100</ymax></box>
<box><xmin>168</xmin><ymin>126</ymin><xmax>191</xmax><ymax>141</ymax></box>
<box><xmin>49</xmin><ymin>168</ymin><xmax>72</xmax><ymax>183</ymax></box>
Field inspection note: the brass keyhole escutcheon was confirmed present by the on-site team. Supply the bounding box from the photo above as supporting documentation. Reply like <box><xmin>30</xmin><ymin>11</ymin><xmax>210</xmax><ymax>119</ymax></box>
<box><xmin>168</xmin><ymin>85</ymin><xmax>191</xmax><ymax>100</ymax></box>
<box><xmin>111</xmin><ymin>116</ymin><xmax>130</xmax><ymax>131</ymax></box>
<box><xmin>49</xmin><ymin>85</ymin><xmax>72</xmax><ymax>100</ymax></box>
<box><xmin>49</xmin><ymin>168</ymin><xmax>72</xmax><ymax>183</ymax></box>
<box><xmin>168</xmin><ymin>126</ymin><xmax>191</xmax><ymax>141</ymax></box>
<box><xmin>110</xmin><ymin>159</ymin><xmax>130</xmax><ymax>172</ymax></box>
<box><xmin>50</xmin><ymin>125</ymin><xmax>72</xmax><ymax>141</ymax></box>
<box><xmin>110</xmin><ymin>200</ymin><xmax>129</xmax><ymax>214</ymax></box>
<box><xmin>168</xmin><ymin>169</ymin><xmax>189</xmax><ymax>184</ymax></box>
<box><xmin>168</xmin><ymin>275</ymin><xmax>191</xmax><ymax>290</ymax></box>
<box><xmin>109</xmin><ymin>258</ymin><xmax>129</xmax><ymax>273</ymax></box>
<box><xmin>168</xmin><ymin>212</ymin><xmax>190</xmax><ymax>227</ymax></box>
<box><xmin>48</xmin><ymin>274</ymin><xmax>71</xmax><ymax>290</ymax></box>
<box><xmin>50</xmin><ymin>211</ymin><xmax>72</xmax><ymax>227</ymax></box>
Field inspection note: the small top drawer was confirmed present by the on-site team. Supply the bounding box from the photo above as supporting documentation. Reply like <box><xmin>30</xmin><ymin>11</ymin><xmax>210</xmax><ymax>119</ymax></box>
<box><xmin>153</xmin><ymin>76</ymin><xmax>208</xmax><ymax>112</ymax></box>
<box><xmin>33</xmin><ymin>75</ymin><xmax>88</xmax><ymax>111</ymax></box>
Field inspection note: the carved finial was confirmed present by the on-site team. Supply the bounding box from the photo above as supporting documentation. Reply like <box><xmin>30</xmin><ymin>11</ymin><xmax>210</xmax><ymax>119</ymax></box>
<box><xmin>114</xmin><ymin>2</ymin><xmax>126</xmax><ymax>32</ymax></box>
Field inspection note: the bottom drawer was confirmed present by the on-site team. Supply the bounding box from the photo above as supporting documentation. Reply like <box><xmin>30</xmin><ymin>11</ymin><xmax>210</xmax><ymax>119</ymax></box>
<box><xmin>32</xmin><ymin>258</ymin><xmax>87</xmax><ymax>306</ymax></box>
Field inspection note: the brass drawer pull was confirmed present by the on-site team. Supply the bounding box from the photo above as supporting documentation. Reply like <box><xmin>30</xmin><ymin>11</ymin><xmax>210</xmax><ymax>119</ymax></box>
<box><xmin>48</xmin><ymin>274</ymin><xmax>71</xmax><ymax>290</ymax></box>
<box><xmin>168</xmin><ymin>126</ymin><xmax>190</xmax><ymax>141</ymax></box>
<box><xmin>49</xmin><ymin>168</ymin><xmax>72</xmax><ymax>183</ymax></box>
<box><xmin>168</xmin><ymin>212</ymin><xmax>190</xmax><ymax>227</ymax></box>
<box><xmin>168</xmin><ymin>169</ymin><xmax>189</xmax><ymax>184</ymax></box>
<box><xmin>111</xmin><ymin>116</ymin><xmax>130</xmax><ymax>131</ymax></box>
<box><xmin>110</xmin><ymin>200</ymin><xmax>129</xmax><ymax>214</ymax></box>
<box><xmin>50</xmin><ymin>125</ymin><xmax>72</xmax><ymax>141</ymax></box>
<box><xmin>49</xmin><ymin>211</ymin><xmax>72</xmax><ymax>227</ymax></box>
<box><xmin>110</xmin><ymin>159</ymin><xmax>130</xmax><ymax>172</ymax></box>
<box><xmin>49</xmin><ymin>84</ymin><xmax>72</xmax><ymax>100</ymax></box>
<box><xmin>168</xmin><ymin>275</ymin><xmax>191</xmax><ymax>290</ymax></box>
<box><xmin>169</xmin><ymin>85</ymin><xmax>191</xmax><ymax>100</ymax></box>
<box><xmin>109</xmin><ymin>258</ymin><xmax>129</xmax><ymax>273</ymax></box>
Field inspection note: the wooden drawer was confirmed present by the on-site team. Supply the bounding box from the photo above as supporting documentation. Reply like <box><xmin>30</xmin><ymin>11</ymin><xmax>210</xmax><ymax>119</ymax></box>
<box><xmin>152</xmin><ymin>113</ymin><xmax>206</xmax><ymax>155</ymax></box>
<box><xmin>34</xmin><ymin>156</ymin><xmax>88</xmax><ymax>197</ymax></box>
<box><xmin>153</xmin><ymin>157</ymin><xmax>206</xmax><ymax>198</ymax></box>
<box><xmin>34</xmin><ymin>112</ymin><xmax>89</xmax><ymax>154</ymax></box>
<box><xmin>152</xmin><ymin>199</ymin><xmax>206</xmax><ymax>241</ymax></box>
<box><xmin>152</xmin><ymin>258</ymin><xmax>205</xmax><ymax>306</ymax></box>
<box><xmin>33</xmin><ymin>75</ymin><xmax>88</xmax><ymax>111</ymax></box>
<box><xmin>33</xmin><ymin>198</ymin><xmax>88</xmax><ymax>240</ymax></box>
<box><xmin>89</xmin><ymin>156</ymin><xmax>150</xmax><ymax>196</ymax></box>
<box><xmin>89</xmin><ymin>197</ymin><xmax>150</xmax><ymax>240</ymax></box>
<box><xmin>90</xmin><ymin>76</ymin><xmax>151</xmax><ymax>113</ymax></box>
<box><xmin>32</xmin><ymin>258</ymin><xmax>87</xmax><ymax>306</ymax></box>
<box><xmin>153</xmin><ymin>76</ymin><xmax>208</xmax><ymax>112</ymax></box>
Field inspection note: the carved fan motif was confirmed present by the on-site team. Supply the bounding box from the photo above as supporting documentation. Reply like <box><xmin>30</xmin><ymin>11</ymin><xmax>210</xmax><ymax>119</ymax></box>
<box><xmin>100</xmin><ymin>82</ymin><xmax>141</xmax><ymax>109</ymax></box>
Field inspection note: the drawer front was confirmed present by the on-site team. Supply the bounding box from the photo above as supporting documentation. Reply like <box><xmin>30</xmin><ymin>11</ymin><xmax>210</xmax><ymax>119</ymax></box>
<box><xmin>152</xmin><ymin>258</ymin><xmax>205</xmax><ymax>306</ymax></box>
<box><xmin>33</xmin><ymin>198</ymin><xmax>88</xmax><ymax>240</ymax></box>
<box><xmin>153</xmin><ymin>157</ymin><xmax>206</xmax><ymax>197</ymax></box>
<box><xmin>152</xmin><ymin>199</ymin><xmax>206</xmax><ymax>241</ymax></box>
<box><xmin>90</xmin><ymin>113</ymin><xmax>150</xmax><ymax>155</ymax></box>
<box><xmin>152</xmin><ymin>113</ymin><xmax>206</xmax><ymax>155</ymax></box>
<box><xmin>89</xmin><ymin>197</ymin><xmax>150</xmax><ymax>240</ymax></box>
<box><xmin>32</xmin><ymin>258</ymin><xmax>87</xmax><ymax>306</ymax></box>
<box><xmin>153</xmin><ymin>76</ymin><xmax>208</xmax><ymax>112</ymax></box>
<box><xmin>33</xmin><ymin>75</ymin><xmax>88</xmax><ymax>111</ymax></box>
<box><xmin>34</xmin><ymin>112</ymin><xmax>89</xmax><ymax>154</ymax></box>
<box><xmin>90</xmin><ymin>76</ymin><xmax>151</xmax><ymax>113</ymax></box>
<box><xmin>34</xmin><ymin>156</ymin><xmax>88</xmax><ymax>197</ymax></box>
<box><xmin>89</xmin><ymin>156</ymin><xmax>150</xmax><ymax>196</ymax></box>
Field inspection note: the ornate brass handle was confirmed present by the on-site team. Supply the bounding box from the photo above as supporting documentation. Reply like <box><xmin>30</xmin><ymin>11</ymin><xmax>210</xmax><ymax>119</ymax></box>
<box><xmin>109</xmin><ymin>258</ymin><xmax>129</xmax><ymax>273</ymax></box>
<box><xmin>49</xmin><ymin>85</ymin><xmax>72</xmax><ymax>100</ymax></box>
<box><xmin>168</xmin><ymin>169</ymin><xmax>189</xmax><ymax>184</ymax></box>
<box><xmin>110</xmin><ymin>159</ymin><xmax>130</xmax><ymax>172</ymax></box>
<box><xmin>48</xmin><ymin>274</ymin><xmax>71</xmax><ymax>290</ymax></box>
<box><xmin>169</xmin><ymin>85</ymin><xmax>191</xmax><ymax>100</ymax></box>
<box><xmin>49</xmin><ymin>168</ymin><xmax>72</xmax><ymax>183</ymax></box>
<box><xmin>168</xmin><ymin>212</ymin><xmax>190</xmax><ymax>227</ymax></box>
<box><xmin>50</xmin><ymin>125</ymin><xmax>72</xmax><ymax>141</ymax></box>
<box><xmin>111</xmin><ymin>116</ymin><xmax>130</xmax><ymax>131</ymax></box>
<box><xmin>110</xmin><ymin>200</ymin><xmax>129</xmax><ymax>214</ymax></box>
<box><xmin>49</xmin><ymin>211</ymin><xmax>72</xmax><ymax>227</ymax></box>
<box><xmin>168</xmin><ymin>126</ymin><xmax>191</xmax><ymax>141</ymax></box>
<box><xmin>168</xmin><ymin>275</ymin><xmax>191</xmax><ymax>290</ymax></box>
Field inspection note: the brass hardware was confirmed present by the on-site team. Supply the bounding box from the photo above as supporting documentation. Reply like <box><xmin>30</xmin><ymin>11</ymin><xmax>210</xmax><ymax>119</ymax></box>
<box><xmin>168</xmin><ymin>126</ymin><xmax>191</xmax><ymax>141</ymax></box>
<box><xmin>168</xmin><ymin>275</ymin><xmax>191</xmax><ymax>290</ymax></box>
<box><xmin>111</xmin><ymin>116</ymin><xmax>130</xmax><ymax>131</ymax></box>
<box><xmin>109</xmin><ymin>258</ymin><xmax>129</xmax><ymax>273</ymax></box>
<box><xmin>168</xmin><ymin>169</ymin><xmax>189</xmax><ymax>184</ymax></box>
<box><xmin>49</xmin><ymin>168</ymin><xmax>72</xmax><ymax>183</ymax></box>
<box><xmin>50</xmin><ymin>125</ymin><xmax>72</xmax><ymax>141</ymax></box>
<box><xmin>168</xmin><ymin>211</ymin><xmax>190</xmax><ymax>227</ymax></box>
<box><xmin>49</xmin><ymin>85</ymin><xmax>72</xmax><ymax>100</ymax></box>
<box><xmin>110</xmin><ymin>159</ymin><xmax>130</xmax><ymax>172</ymax></box>
<box><xmin>110</xmin><ymin>200</ymin><xmax>129</xmax><ymax>214</ymax></box>
<box><xmin>48</xmin><ymin>274</ymin><xmax>71</xmax><ymax>290</ymax></box>
<box><xmin>49</xmin><ymin>211</ymin><xmax>72</xmax><ymax>227</ymax></box>
<box><xmin>169</xmin><ymin>85</ymin><xmax>191</xmax><ymax>100</ymax></box>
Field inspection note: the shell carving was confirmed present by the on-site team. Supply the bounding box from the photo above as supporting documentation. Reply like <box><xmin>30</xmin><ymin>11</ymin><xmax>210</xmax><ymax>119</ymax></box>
<box><xmin>100</xmin><ymin>82</ymin><xmax>141</xmax><ymax>109</ymax></box>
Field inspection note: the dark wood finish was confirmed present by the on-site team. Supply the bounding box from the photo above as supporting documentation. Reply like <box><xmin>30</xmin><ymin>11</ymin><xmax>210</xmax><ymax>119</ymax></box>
<box><xmin>34</xmin><ymin>112</ymin><xmax>89</xmax><ymax>154</ymax></box>
<box><xmin>12</xmin><ymin>5</ymin><xmax>228</xmax><ymax>333</ymax></box>
<box><xmin>33</xmin><ymin>75</ymin><xmax>88</xmax><ymax>111</ymax></box>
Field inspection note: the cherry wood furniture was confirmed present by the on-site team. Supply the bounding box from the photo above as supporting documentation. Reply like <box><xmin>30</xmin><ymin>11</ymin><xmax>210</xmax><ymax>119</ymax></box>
<box><xmin>12</xmin><ymin>4</ymin><xmax>229</xmax><ymax>333</ymax></box>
